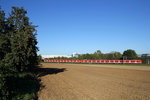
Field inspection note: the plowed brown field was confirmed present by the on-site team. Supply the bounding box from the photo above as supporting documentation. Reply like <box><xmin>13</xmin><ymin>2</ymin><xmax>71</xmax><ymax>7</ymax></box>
<box><xmin>38</xmin><ymin>63</ymin><xmax>150</xmax><ymax>100</ymax></box>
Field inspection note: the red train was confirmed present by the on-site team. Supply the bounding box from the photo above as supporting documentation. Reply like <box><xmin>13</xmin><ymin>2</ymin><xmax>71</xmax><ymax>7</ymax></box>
<box><xmin>44</xmin><ymin>59</ymin><xmax>142</xmax><ymax>64</ymax></box>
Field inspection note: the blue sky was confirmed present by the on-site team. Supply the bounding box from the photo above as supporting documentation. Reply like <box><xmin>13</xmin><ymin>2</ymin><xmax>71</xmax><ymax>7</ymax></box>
<box><xmin>1</xmin><ymin>0</ymin><xmax>150</xmax><ymax>55</ymax></box>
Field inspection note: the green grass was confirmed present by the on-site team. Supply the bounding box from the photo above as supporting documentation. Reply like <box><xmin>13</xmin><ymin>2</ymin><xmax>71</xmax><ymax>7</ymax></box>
<box><xmin>42</xmin><ymin>62</ymin><xmax>150</xmax><ymax>66</ymax></box>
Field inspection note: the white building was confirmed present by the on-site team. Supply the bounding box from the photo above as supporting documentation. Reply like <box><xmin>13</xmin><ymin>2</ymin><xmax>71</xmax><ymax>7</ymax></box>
<box><xmin>72</xmin><ymin>52</ymin><xmax>79</xmax><ymax>57</ymax></box>
<box><xmin>41</xmin><ymin>52</ymin><xmax>79</xmax><ymax>59</ymax></box>
<box><xmin>41</xmin><ymin>54</ymin><xmax>71</xmax><ymax>59</ymax></box>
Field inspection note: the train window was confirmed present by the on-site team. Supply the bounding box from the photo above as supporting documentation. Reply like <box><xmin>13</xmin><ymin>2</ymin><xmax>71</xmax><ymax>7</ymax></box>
<box><xmin>129</xmin><ymin>61</ymin><xmax>131</xmax><ymax>63</ymax></box>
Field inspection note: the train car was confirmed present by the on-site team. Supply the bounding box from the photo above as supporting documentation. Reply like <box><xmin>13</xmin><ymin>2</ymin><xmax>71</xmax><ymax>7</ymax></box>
<box><xmin>44</xmin><ymin>59</ymin><xmax>142</xmax><ymax>64</ymax></box>
<box><xmin>137</xmin><ymin>60</ymin><xmax>142</xmax><ymax>63</ymax></box>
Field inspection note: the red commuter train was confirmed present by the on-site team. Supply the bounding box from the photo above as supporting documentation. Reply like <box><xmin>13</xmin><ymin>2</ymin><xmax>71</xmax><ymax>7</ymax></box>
<box><xmin>44</xmin><ymin>59</ymin><xmax>142</xmax><ymax>64</ymax></box>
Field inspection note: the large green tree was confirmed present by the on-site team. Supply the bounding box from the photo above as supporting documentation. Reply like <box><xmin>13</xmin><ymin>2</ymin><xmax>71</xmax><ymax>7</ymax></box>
<box><xmin>122</xmin><ymin>49</ymin><xmax>138</xmax><ymax>60</ymax></box>
<box><xmin>0</xmin><ymin>7</ymin><xmax>39</xmax><ymax>99</ymax></box>
<box><xmin>5</xmin><ymin>7</ymin><xmax>38</xmax><ymax>72</ymax></box>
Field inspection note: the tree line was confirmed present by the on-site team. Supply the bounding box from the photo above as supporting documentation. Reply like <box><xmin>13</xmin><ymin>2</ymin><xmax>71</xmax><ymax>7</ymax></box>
<box><xmin>48</xmin><ymin>50</ymin><xmax>150</xmax><ymax>64</ymax></box>
<box><xmin>49</xmin><ymin>49</ymin><xmax>138</xmax><ymax>60</ymax></box>
<box><xmin>0</xmin><ymin>7</ymin><xmax>39</xmax><ymax>99</ymax></box>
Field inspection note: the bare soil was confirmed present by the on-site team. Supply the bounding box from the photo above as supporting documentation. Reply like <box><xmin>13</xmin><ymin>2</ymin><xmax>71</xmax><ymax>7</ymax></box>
<box><xmin>38</xmin><ymin>63</ymin><xmax>150</xmax><ymax>100</ymax></box>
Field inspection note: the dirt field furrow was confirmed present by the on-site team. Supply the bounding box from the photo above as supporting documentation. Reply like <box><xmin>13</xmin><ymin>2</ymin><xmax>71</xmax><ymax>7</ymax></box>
<box><xmin>38</xmin><ymin>63</ymin><xmax>150</xmax><ymax>100</ymax></box>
